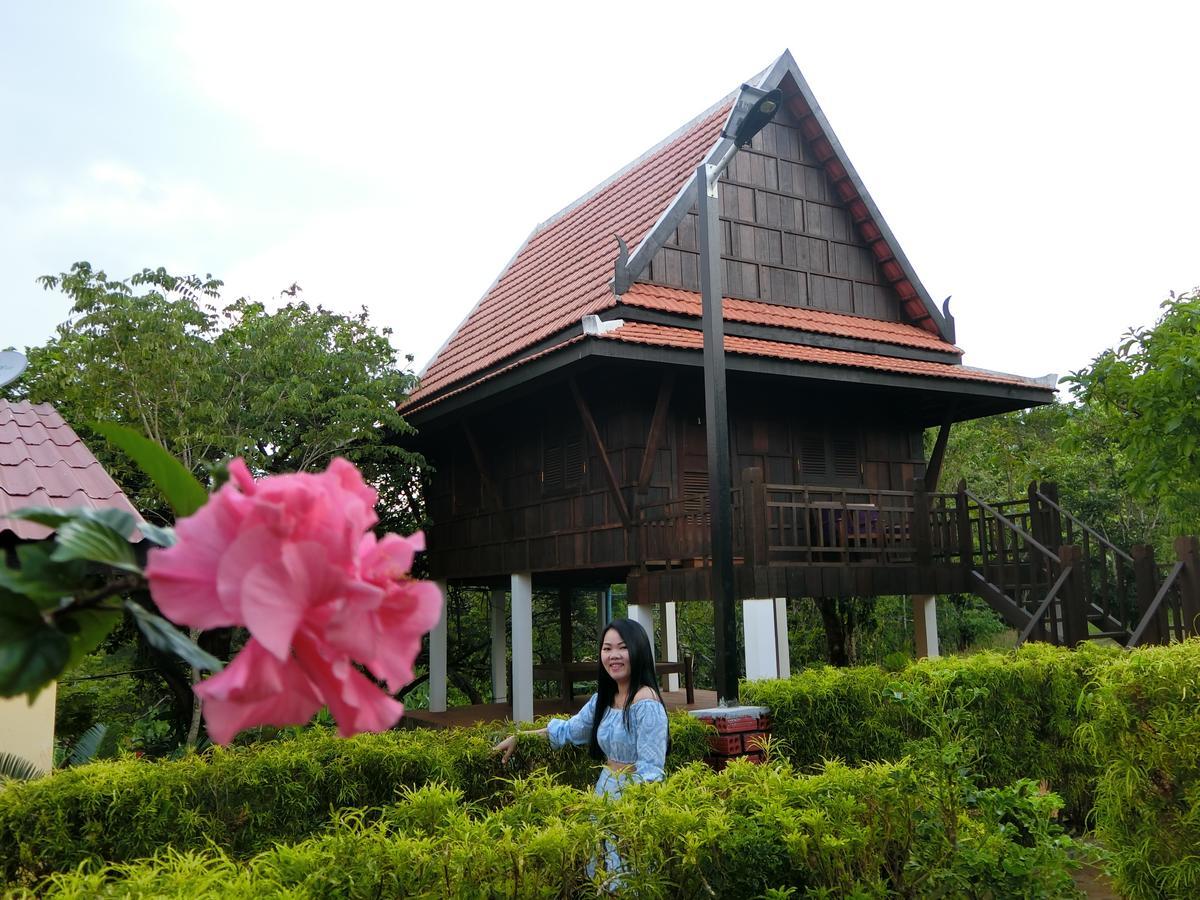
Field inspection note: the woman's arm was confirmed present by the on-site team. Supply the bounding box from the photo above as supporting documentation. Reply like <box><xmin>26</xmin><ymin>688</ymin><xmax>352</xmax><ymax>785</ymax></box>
<box><xmin>629</xmin><ymin>696</ymin><xmax>668</xmax><ymax>783</ymax></box>
<box><xmin>492</xmin><ymin>727</ymin><xmax>548</xmax><ymax>764</ymax></box>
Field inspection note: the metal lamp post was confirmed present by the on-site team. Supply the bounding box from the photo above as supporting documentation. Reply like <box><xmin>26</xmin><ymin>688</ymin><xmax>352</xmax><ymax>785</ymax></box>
<box><xmin>701</xmin><ymin>84</ymin><xmax>781</xmax><ymax>704</ymax></box>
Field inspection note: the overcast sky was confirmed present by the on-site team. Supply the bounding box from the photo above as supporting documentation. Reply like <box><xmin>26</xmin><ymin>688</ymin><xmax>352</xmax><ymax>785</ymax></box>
<box><xmin>2</xmin><ymin>2</ymin><xmax>1197</xmax><ymax>392</ymax></box>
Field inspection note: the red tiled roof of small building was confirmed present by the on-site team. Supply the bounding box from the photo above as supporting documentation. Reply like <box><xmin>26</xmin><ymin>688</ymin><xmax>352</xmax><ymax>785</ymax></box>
<box><xmin>621</xmin><ymin>283</ymin><xmax>961</xmax><ymax>355</ymax></box>
<box><xmin>0</xmin><ymin>400</ymin><xmax>143</xmax><ymax>540</ymax></box>
<box><xmin>597</xmin><ymin>321</ymin><xmax>1051</xmax><ymax>391</ymax></box>
<box><xmin>407</xmin><ymin>101</ymin><xmax>732</xmax><ymax>406</ymax></box>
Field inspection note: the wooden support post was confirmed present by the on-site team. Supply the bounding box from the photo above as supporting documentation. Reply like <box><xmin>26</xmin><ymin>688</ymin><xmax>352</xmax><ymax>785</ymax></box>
<box><xmin>511</xmin><ymin>572</ymin><xmax>534</xmax><ymax>723</ymax></box>
<box><xmin>1174</xmin><ymin>536</ymin><xmax>1200</xmax><ymax>638</ymax></box>
<box><xmin>569</xmin><ymin>377</ymin><xmax>632</xmax><ymax>528</ymax></box>
<box><xmin>626</xmin><ymin>603</ymin><xmax>656</xmax><ymax>661</ymax></box>
<box><xmin>742</xmin><ymin>467</ymin><xmax>768</xmax><ymax>568</ymax></box>
<box><xmin>1131</xmin><ymin>545</ymin><xmax>1164</xmax><ymax>646</ymax></box>
<box><xmin>912</xmin><ymin>476</ymin><xmax>931</xmax><ymax>567</ymax></box>
<box><xmin>1042</xmin><ymin>482</ymin><xmax>1064</xmax><ymax>548</ymax></box>
<box><xmin>429</xmin><ymin>580</ymin><xmax>449</xmax><ymax>712</ymax></box>
<box><xmin>1059</xmin><ymin>546</ymin><xmax>1087</xmax><ymax>646</ymax></box>
<box><xmin>558</xmin><ymin>587</ymin><xmax>573</xmax><ymax>703</ymax></box>
<box><xmin>912</xmin><ymin>595</ymin><xmax>940</xmax><ymax>658</ymax></box>
<box><xmin>924</xmin><ymin>412</ymin><xmax>953</xmax><ymax>492</ymax></box>
<box><xmin>598</xmin><ymin>588</ymin><xmax>610</xmax><ymax>635</ymax></box>
<box><xmin>956</xmin><ymin>479</ymin><xmax>973</xmax><ymax>568</ymax></box>
<box><xmin>664</xmin><ymin>601</ymin><xmax>680</xmax><ymax>691</ymax></box>
<box><xmin>636</xmin><ymin>372</ymin><xmax>676</xmax><ymax>495</ymax></box>
<box><xmin>489</xmin><ymin>587</ymin><xmax>508</xmax><ymax>703</ymax></box>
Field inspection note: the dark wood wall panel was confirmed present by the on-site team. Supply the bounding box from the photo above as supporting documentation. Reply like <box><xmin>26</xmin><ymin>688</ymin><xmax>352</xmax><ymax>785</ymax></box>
<box><xmin>642</xmin><ymin>108</ymin><xmax>904</xmax><ymax>322</ymax></box>
<box><xmin>421</xmin><ymin>371</ymin><xmax>929</xmax><ymax>581</ymax></box>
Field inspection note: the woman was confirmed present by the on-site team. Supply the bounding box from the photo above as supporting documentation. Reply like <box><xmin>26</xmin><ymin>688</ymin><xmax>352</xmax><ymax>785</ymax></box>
<box><xmin>493</xmin><ymin>617</ymin><xmax>669</xmax><ymax>799</ymax></box>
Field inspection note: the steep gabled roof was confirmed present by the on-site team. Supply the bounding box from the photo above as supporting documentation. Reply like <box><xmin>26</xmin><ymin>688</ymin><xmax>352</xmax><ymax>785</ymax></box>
<box><xmin>406</xmin><ymin>50</ymin><xmax>1041</xmax><ymax>417</ymax></box>
<box><xmin>0</xmin><ymin>400</ymin><xmax>142</xmax><ymax>541</ymax></box>
<box><xmin>410</xmin><ymin>99</ymin><xmax>732</xmax><ymax>406</ymax></box>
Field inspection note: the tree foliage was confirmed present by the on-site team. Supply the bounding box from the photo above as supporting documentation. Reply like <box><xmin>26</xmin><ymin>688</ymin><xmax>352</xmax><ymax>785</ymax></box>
<box><xmin>1064</xmin><ymin>288</ymin><xmax>1200</xmax><ymax>536</ymax></box>
<box><xmin>7</xmin><ymin>262</ymin><xmax>423</xmax><ymax>530</ymax></box>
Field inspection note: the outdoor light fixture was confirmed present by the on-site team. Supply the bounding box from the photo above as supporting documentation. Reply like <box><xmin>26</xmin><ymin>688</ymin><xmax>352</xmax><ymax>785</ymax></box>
<box><xmin>697</xmin><ymin>81</ymin><xmax>781</xmax><ymax>704</ymax></box>
<box><xmin>725</xmin><ymin>85</ymin><xmax>783</xmax><ymax>148</ymax></box>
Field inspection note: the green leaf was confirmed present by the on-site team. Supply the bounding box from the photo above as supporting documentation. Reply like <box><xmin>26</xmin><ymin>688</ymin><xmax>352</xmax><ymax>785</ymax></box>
<box><xmin>92</xmin><ymin>423</ymin><xmax>208</xmax><ymax>518</ymax></box>
<box><xmin>60</xmin><ymin>607</ymin><xmax>123</xmax><ymax>671</ymax></box>
<box><xmin>124</xmin><ymin>600</ymin><xmax>223</xmax><ymax>672</ymax></box>
<box><xmin>50</xmin><ymin>518</ymin><xmax>140</xmax><ymax>573</ymax></box>
<box><xmin>0</xmin><ymin>544</ymin><xmax>90</xmax><ymax>607</ymax></box>
<box><xmin>138</xmin><ymin>522</ymin><xmax>177</xmax><ymax>547</ymax></box>
<box><xmin>0</xmin><ymin>592</ymin><xmax>70</xmax><ymax>698</ymax></box>
<box><xmin>11</xmin><ymin>505</ymin><xmax>137</xmax><ymax>538</ymax></box>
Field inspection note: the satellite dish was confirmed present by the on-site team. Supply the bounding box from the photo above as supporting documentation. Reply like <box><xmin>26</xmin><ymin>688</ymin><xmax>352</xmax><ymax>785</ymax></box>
<box><xmin>0</xmin><ymin>350</ymin><xmax>28</xmax><ymax>388</ymax></box>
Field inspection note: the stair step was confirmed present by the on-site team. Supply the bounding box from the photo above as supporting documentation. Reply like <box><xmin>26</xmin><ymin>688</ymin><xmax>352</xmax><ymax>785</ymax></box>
<box><xmin>1089</xmin><ymin>630</ymin><xmax>1130</xmax><ymax>641</ymax></box>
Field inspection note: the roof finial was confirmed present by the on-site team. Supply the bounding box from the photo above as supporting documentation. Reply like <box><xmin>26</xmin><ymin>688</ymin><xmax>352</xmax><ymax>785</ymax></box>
<box><xmin>611</xmin><ymin>235</ymin><xmax>631</xmax><ymax>296</ymax></box>
<box><xmin>941</xmin><ymin>296</ymin><xmax>956</xmax><ymax>344</ymax></box>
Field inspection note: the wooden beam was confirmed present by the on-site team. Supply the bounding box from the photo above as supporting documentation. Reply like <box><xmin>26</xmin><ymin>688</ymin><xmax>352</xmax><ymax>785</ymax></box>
<box><xmin>636</xmin><ymin>371</ymin><xmax>676</xmax><ymax>494</ymax></box>
<box><xmin>924</xmin><ymin>403</ymin><xmax>957</xmax><ymax>491</ymax></box>
<box><xmin>461</xmin><ymin>421</ymin><xmax>502</xmax><ymax>510</ymax></box>
<box><xmin>569</xmin><ymin>377</ymin><xmax>632</xmax><ymax>528</ymax></box>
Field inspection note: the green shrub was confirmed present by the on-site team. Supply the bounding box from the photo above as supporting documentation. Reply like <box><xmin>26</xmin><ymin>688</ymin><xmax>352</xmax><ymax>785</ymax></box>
<box><xmin>0</xmin><ymin>712</ymin><xmax>711</xmax><ymax>885</ymax></box>
<box><xmin>1077</xmin><ymin>639</ymin><xmax>1200</xmax><ymax>899</ymax></box>
<box><xmin>19</xmin><ymin>759</ymin><xmax>1081</xmax><ymax>899</ymax></box>
<box><xmin>741</xmin><ymin>642</ymin><xmax>1119</xmax><ymax>824</ymax></box>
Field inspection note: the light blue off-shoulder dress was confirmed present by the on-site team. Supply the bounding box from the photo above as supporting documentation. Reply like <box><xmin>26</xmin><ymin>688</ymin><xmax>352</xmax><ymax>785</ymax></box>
<box><xmin>546</xmin><ymin>693</ymin><xmax>668</xmax><ymax>798</ymax></box>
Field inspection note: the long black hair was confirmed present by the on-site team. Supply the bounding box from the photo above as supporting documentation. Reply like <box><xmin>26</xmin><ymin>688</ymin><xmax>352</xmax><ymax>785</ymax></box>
<box><xmin>588</xmin><ymin>618</ymin><xmax>667</xmax><ymax>760</ymax></box>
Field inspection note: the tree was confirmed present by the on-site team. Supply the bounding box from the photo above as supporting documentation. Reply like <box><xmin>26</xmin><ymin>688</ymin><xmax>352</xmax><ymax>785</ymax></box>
<box><xmin>7</xmin><ymin>262</ymin><xmax>424</xmax><ymax>529</ymax></box>
<box><xmin>1064</xmin><ymin>288</ymin><xmax>1200</xmax><ymax>537</ymax></box>
<box><xmin>4</xmin><ymin>262</ymin><xmax>427</xmax><ymax>745</ymax></box>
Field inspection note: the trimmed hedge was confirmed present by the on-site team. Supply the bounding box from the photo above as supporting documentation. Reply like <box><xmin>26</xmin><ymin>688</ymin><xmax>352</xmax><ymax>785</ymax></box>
<box><xmin>17</xmin><ymin>759</ymin><xmax>1081</xmax><ymax>899</ymax></box>
<box><xmin>744</xmin><ymin>639</ymin><xmax>1200</xmax><ymax>899</ymax></box>
<box><xmin>0</xmin><ymin>712</ymin><xmax>711</xmax><ymax>885</ymax></box>
<box><xmin>1077</xmin><ymin>640</ymin><xmax>1200</xmax><ymax>899</ymax></box>
<box><xmin>741</xmin><ymin>642</ymin><xmax>1119</xmax><ymax>823</ymax></box>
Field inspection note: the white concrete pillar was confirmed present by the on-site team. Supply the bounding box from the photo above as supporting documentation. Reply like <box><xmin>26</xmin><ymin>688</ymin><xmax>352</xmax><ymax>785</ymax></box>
<box><xmin>429</xmin><ymin>580</ymin><xmax>449</xmax><ymax>712</ymax></box>
<box><xmin>774</xmin><ymin>597</ymin><xmax>791</xmax><ymax>679</ymax></box>
<box><xmin>664</xmin><ymin>601</ymin><xmax>680</xmax><ymax>691</ymax></box>
<box><xmin>626</xmin><ymin>603</ymin><xmax>656</xmax><ymax>660</ymax></box>
<box><xmin>913</xmin><ymin>595</ymin><xmax>940</xmax><ymax>659</ymax></box>
<box><xmin>742</xmin><ymin>598</ymin><xmax>781</xmax><ymax>680</ymax></box>
<box><xmin>511</xmin><ymin>572</ymin><xmax>534</xmax><ymax>723</ymax></box>
<box><xmin>489</xmin><ymin>588</ymin><xmax>507</xmax><ymax>704</ymax></box>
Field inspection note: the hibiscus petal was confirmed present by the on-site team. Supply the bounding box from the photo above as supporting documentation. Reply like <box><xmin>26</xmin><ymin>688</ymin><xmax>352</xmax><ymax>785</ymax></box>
<box><xmin>194</xmin><ymin>639</ymin><xmax>322</xmax><ymax>745</ymax></box>
<box><xmin>294</xmin><ymin>635</ymin><xmax>403</xmax><ymax>737</ymax></box>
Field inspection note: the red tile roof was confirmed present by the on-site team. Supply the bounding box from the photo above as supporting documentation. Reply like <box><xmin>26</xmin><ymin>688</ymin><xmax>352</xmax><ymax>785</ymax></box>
<box><xmin>621</xmin><ymin>283</ymin><xmax>961</xmax><ymax>355</ymax></box>
<box><xmin>0</xmin><ymin>400</ymin><xmax>143</xmax><ymax>540</ymax></box>
<box><xmin>597</xmin><ymin>322</ymin><xmax>1052</xmax><ymax>391</ymax></box>
<box><xmin>407</xmin><ymin>101</ymin><xmax>732</xmax><ymax>406</ymax></box>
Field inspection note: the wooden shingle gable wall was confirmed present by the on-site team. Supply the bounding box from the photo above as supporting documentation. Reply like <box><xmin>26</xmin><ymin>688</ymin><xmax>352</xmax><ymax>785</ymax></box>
<box><xmin>639</xmin><ymin>103</ymin><xmax>909</xmax><ymax>323</ymax></box>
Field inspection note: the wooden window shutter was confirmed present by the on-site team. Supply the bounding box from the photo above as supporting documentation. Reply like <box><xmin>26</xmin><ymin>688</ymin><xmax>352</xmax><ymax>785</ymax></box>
<box><xmin>682</xmin><ymin>470</ymin><xmax>708</xmax><ymax>516</ymax></box>
<box><xmin>564</xmin><ymin>437</ymin><xmax>586</xmax><ymax>488</ymax></box>
<box><xmin>798</xmin><ymin>433</ymin><xmax>826</xmax><ymax>482</ymax></box>
<box><xmin>830</xmin><ymin>433</ymin><xmax>861</xmax><ymax>483</ymax></box>
<box><xmin>542</xmin><ymin>428</ymin><xmax>564</xmax><ymax>493</ymax></box>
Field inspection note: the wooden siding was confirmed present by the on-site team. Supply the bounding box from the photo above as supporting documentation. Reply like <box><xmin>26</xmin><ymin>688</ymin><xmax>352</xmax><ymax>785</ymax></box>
<box><xmin>642</xmin><ymin>106</ymin><xmax>904</xmax><ymax>321</ymax></box>
<box><xmin>422</xmin><ymin>367</ymin><xmax>927</xmax><ymax>582</ymax></box>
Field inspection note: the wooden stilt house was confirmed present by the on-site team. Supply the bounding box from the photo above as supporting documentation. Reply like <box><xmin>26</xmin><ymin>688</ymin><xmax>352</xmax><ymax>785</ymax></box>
<box><xmin>402</xmin><ymin>50</ymin><xmax>1199</xmax><ymax>722</ymax></box>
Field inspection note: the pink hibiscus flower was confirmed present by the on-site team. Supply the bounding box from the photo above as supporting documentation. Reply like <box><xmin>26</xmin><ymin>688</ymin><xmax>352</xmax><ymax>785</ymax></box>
<box><xmin>145</xmin><ymin>457</ymin><xmax>442</xmax><ymax>744</ymax></box>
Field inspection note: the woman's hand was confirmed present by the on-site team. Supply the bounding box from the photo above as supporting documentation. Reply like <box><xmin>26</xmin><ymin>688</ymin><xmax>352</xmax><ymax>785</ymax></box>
<box><xmin>492</xmin><ymin>734</ymin><xmax>519</xmax><ymax>764</ymax></box>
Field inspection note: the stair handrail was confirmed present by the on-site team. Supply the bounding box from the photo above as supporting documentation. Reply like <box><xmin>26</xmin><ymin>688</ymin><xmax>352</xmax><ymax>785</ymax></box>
<box><xmin>1016</xmin><ymin>564</ymin><xmax>1075</xmax><ymax>645</ymax></box>
<box><xmin>1034</xmin><ymin>488</ymin><xmax>1133</xmax><ymax>564</ymax></box>
<box><xmin>964</xmin><ymin>489</ymin><xmax>1060</xmax><ymax>564</ymax></box>
<box><xmin>1126</xmin><ymin>561</ymin><xmax>1185</xmax><ymax>648</ymax></box>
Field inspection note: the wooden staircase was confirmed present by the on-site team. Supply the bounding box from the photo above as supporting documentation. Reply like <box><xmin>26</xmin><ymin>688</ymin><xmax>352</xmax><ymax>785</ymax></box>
<box><xmin>961</xmin><ymin>482</ymin><xmax>1200</xmax><ymax>648</ymax></box>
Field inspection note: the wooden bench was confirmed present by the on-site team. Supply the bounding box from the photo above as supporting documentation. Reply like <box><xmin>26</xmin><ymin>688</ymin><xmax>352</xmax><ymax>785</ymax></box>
<box><xmin>533</xmin><ymin>654</ymin><xmax>695</xmax><ymax>705</ymax></box>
